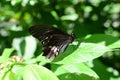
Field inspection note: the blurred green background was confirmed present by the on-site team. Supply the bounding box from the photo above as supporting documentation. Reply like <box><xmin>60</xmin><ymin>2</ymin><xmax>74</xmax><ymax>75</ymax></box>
<box><xmin>0</xmin><ymin>0</ymin><xmax>120</xmax><ymax>80</ymax></box>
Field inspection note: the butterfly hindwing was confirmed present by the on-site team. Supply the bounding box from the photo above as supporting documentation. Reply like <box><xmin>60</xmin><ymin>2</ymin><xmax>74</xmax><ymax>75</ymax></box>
<box><xmin>43</xmin><ymin>40</ymin><xmax>70</xmax><ymax>59</ymax></box>
<box><xmin>29</xmin><ymin>25</ymin><xmax>74</xmax><ymax>59</ymax></box>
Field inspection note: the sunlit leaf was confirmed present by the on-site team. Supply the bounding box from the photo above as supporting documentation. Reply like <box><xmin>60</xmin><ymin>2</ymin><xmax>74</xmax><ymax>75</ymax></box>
<box><xmin>2</xmin><ymin>48</ymin><xmax>14</xmax><ymax>58</ymax></box>
<box><xmin>54</xmin><ymin>42</ymin><xmax>109</xmax><ymax>64</ymax></box>
<box><xmin>23</xmin><ymin>64</ymin><xmax>59</xmax><ymax>80</ymax></box>
<box><xmin>52</xmin><ymin>63</ymin><xmax>99</xmax><ymax>80</ymax></box>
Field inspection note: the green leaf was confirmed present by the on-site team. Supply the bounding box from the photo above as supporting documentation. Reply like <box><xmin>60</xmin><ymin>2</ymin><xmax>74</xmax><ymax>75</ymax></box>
<box><xmin>60</xmin><ymin>14</ymin><xmax>78</xmax><ymax>21</ymax></box>
<box><xmin>23</xmin><ymin>64</ymin><xmax>59</xmax><ymax>80</ymax></box>
<box><xmin>0</xmin><ymin>63</ymin><xmax>24</xmax><ymax>80</ymax></box>
<box><xmin>55</xmin><ymin>43</ymin><xmax>109</xmax><ymax>64</ymax></box>
<box><xmin>0</xmin><ymin>71</ymin><xmax>16</xmax><ymax>80</ymax></box>
<box><xmin>83</xmin><ymin>34</ymin><xmax>120</xmax><ymax>49</ymax></box>
<box><xmin>12</xmin><ymin>36</ymin><xmax>37</xmax><ymax>59</ymax></box>
<box><xmin>51</xmin><ymin>63</ymin><xmax>99</xmax><ymax>80</ymax></box>
<box><xmin>23</xmin><ymin>36</ymin><xmax>37</xmax><ymax>59</ymax></box>
<box><xmin>2</xmin><ymin>48</ymin><xmax>14</xmax><ymax>58</ymax></box>
<box><xmin>12</xmin><ymin>65</ymin><xmax>24</xmax><ymax>80</ymax></box>
<box><xmin>9</xmin><ymin>71</ymin><xmax>17</xmax><ymax>80</ymax></box>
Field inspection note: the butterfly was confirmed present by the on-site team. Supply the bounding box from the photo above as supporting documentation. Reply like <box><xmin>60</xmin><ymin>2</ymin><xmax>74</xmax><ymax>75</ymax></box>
<box><xmin>29</xmin><ymin>25</ymin><xmax>74</xmax><ymax>59</ymax></box>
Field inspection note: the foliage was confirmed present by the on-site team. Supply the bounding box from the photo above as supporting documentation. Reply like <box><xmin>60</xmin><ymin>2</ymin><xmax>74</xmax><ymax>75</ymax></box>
<box><xmin>0</xmin><ymin>0</ymin><xmax>120</xmax><ymax>80</ymax></box>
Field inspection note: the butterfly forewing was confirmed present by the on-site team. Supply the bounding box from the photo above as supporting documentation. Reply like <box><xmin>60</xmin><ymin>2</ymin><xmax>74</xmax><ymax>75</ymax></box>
<box><xmin>29</xmin><ymin>25</ymin><xmax>74</xmax><ymax>59</ymax></box>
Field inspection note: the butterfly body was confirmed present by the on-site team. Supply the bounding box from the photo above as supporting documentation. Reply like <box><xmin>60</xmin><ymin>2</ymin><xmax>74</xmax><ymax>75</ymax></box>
<box><xmin>29</xmin><ymin>25</ymin><xmax>74</xmax><ymax>59</ymax></box>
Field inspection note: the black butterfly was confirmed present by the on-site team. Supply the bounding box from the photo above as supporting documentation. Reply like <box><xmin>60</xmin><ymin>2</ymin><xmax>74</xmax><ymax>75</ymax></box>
<box><xmin>29</xmin><ymin>25</ymin><xmax>74</xmax><ymax>59</ymax></box>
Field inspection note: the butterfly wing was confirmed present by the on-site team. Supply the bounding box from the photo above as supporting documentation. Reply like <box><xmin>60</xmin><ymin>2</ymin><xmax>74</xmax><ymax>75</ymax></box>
<box><xmin>29</xmin><ymin>25</ymin><xmax>74</xmax><ymax>59</ymax></box>
<box><xmin>43</xmin><ymin>34</ymin><xmax>71</xmax><ymax>59</ymax></box>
